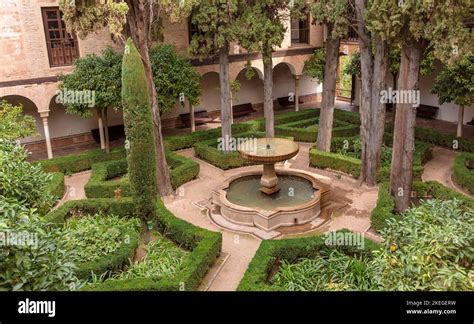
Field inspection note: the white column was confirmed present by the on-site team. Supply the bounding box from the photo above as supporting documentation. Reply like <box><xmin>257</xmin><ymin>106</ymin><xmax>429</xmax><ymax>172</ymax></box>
<box><xmin>188</xmin><ymin>99</ymin><xmax>195</xmax><ymax>133</ymax></box>
<box><xmin>294</xmin><ymin>75</ymin><xmax>300</xmax><ymax>112</ymax></box>
<box><xmin>97</xmin><ymin>109</ymin><xmax>105</xmax><ymax>149</ymax></box>
<box><xmin>40</xmin><ymin>112</ymin><xmax>53</xmax><ymax>159</ymax></box>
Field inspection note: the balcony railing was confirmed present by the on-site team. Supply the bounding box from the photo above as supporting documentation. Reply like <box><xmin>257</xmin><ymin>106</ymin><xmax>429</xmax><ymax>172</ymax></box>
<box><xmin>46</xmin><ymin>39</ymin><xmax>79</xmax><ymax>67</ymax></box>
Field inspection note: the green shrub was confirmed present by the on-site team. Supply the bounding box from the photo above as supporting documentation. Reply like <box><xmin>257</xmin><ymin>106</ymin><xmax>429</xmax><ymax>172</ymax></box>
<box><xmin>0</xmin><ymin>199</ymin><xmax>81</xmax><ymax>291</ymax></box>
<box><xmin>108</xmin><ymin>231</ymin><xmax>189</xmax><ymax>281</ymax></box>
<box><xmin>370</xmin><ymin>182</ymin><xmax>397</xmax><ymax>232</ymax></box>
<box><xmin>85</xmin><ymin>152</ymin><xmax>199</xmax><ymax>198</ymax></box>
<box><xmin>46</xmin><ymin>198</ymin><xmax>222</xmax><ymax>291</ymax></box>
<box><xmin>453</xmin><ymin>152</ymin><xmax>474</xmax><ymax>193</ymax></box>
<box><xmin>273</xmin><ymin>249</ymin><xmax>380</xmax><ymax>291</ymax></box>
<box><xmin>238</xmin><ymin>231</ymin><xmax>381</xmax><ymax>291</ymax></box>
<box><xmin>122</xmin><ymin>38</ymin><xmax>158</xmax><ymax>221</ymax></box>
<box><xmin>46</xmin><ymin>172</ymin><xmax>65</xmax><ymax>203</ymax></box>
<box><xmin>309</xmin><ymin>148</ymin><xmax>361</xmax><ymax>177</ymax></box>
<box><xmin>0</xmin><ymin>140</ymin><xmax>55</xmax><ymax>213</ymax></box>
<box><xmin>371</xmin><ymin>199</ymin><xmax>473</xmax><ymax>291</ymax></box>
<box><xmin>39</xmin><ymin>147</ymin><xmax>126</xmax><ymax>174</ymax></box>
<box><xmin>62</xmin><ymin>214</ymin><xmax>141</xmax><ymax>279</ymax></box>
<box><xmin>385</xmin><ymin>123</ymin><xmax>474</xmax><ymax>152</ymax></box>
<box><xmin>275</xmin><ymin>117</ymin><xmax>359</xmax><ymax>143</ymax></box>
<box><xmin>371</xmin><ymin>181</ymin><xmax>474</xmax><ymax>233</ymax></box>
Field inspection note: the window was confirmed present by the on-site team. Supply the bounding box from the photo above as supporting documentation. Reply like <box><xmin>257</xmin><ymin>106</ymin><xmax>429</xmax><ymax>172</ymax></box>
<box><xmin>41</xmin><ymin>7</ymin><xmax>79</xmax><ymax>67</ymax></box>
<box><xmin>291</xmin><ymin>15</ymin><xmax>310</xmax><ymax>45</ymax></box>
<box><xmin>188</xmin><ymin>16</ymin><xmax>199</xmax><ymax>44</ymax></box>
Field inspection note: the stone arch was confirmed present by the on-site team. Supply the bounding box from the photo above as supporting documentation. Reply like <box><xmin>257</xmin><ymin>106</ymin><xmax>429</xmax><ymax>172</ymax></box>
<box><xmin>233</xmin><ymin>66</ymin><xmax>264</xmax><ymax>107</ymax></box>
<box><xmin>273</xmin><ymin>61</ymin><xmax>297</xmax><ymax>76</ymax></box>
<box><xmin>195</xmin><ymin>71</ymin><xmax>221</xmax><ymax>114</ymax></box>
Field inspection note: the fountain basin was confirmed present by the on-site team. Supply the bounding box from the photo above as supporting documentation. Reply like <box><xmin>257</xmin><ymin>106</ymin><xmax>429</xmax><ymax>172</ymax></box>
<box><xmin>212</xmin><ymin>169</ymin><xmax>330</xmax><ymax>232</ymax></box>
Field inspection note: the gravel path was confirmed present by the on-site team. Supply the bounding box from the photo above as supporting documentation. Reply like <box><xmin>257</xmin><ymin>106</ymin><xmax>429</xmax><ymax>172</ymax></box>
<box><xmin>422</xmin><ymin>146</ymin><xmax>474</xmax><ymax>198</ymax></box>
<box><xmin>55</xmin><ymin>171</ymin><xmax>92</xmax><ymax>208</ymax></box>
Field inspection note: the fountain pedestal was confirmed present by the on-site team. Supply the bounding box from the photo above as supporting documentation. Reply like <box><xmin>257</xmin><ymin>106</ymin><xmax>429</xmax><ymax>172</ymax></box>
<box><xmin>260</xmin><ymin>163</ymin><xmax>279</xmax><ymax>194</ymax></box>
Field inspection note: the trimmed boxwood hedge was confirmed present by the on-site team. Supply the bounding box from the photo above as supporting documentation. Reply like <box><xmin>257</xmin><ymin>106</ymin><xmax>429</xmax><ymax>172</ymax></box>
<box><xmin>46</xmin><ymin>172</ymin><xmax>65</xmax><ymax>202</ymax></box>
<box><xmin>85</xmin><ymin>151</ymin><xmax>200</xmax><ymax>198</ymax></box>
<box><xmin>275</xmin><ymin>117</ymin><xmax>360</xmax><ymax>142</ymax></box>
<box><xmin>453</xmin><ymin>152</ymin><xmax>474</xmax><ymax>194</ymax></box>
<box><xmin>371</xmin><ymin>180</ymin><xmax>474</xmax><ymax>233</ymax></box>
<box><xmin>385</xmin><ymin>123</ymin><xmax>474</xmax><ymax>152</ymax></box>
<box><xmin>194</xmin><ymin>131</ymin><xmax>294</xmax><ymax>170</ymax></box>
<box><xmin>164</xmin><ymin>109</ymin><xmax>319</xmax><ymax>151</ymax></box>
<box><xmin>39</xmin><ymin>148</ymin><xmax>126</xmax><ymax>174</ymax></box>
<box><xmin>45</xmin><ymin>200</ymin><xmax>140</xmax><ymax>279</ymax></box>
<box><xmin>45</xmin><ymin>198</ymin><xmax>222</xmax><ymax>291</ymax></box>
<box><xmin>311</xmin><ymin>139</ymin><xmax>433</xmax><ymax>181</ymax></box>
<box><xmin>237</xmin><ymin>230</ymin><xmax>382</xmax><ymax>291</ymax></box>
<box><xmin>309</xmin><ymin>148</ymin><xmax>362</xmax><ymax>177</ymax></box>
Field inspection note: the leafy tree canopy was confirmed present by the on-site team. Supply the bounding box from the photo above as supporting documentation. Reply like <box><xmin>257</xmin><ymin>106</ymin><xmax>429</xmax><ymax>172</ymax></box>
<box><xmin>366</xmin><ymin>0</ymin><xmax>472</xmax><ymax>64</ymax></box>
<box><xmin>189</xmin><ymin>0</ymin><xmax>239</xmax><ymax>59</ymax></box>
<box><xmin>150</xmin><ymin>44</ymin><xmax>201</xmax><ymax>112</ymax></box>
<box><xmin>58</xmin><ymin>48</ymin><xmax>122</xmax><ymax>118</ymax></box>
<box><xmin>432</xmin><ymin>53</ymin><xmax>474</xmax><ymax>107</ymax></box>
<box><xmin>0</xmin><ymin>101</ymin><xmax>36</xmax><ymax>140</ymax></box>
<box><xmin>236</xmin><ymin>0</ymin><xmax>302</xmax><ymax>58</ymax></box>
<box><xmin>311</xmin><ymin>0</ymin><xmax>351</xmax><ymax>39</ymax></box>
<box><xmin>304</xmin><ymin>48</ymin><xmax>326</xmax><ymax>80</ymax></box>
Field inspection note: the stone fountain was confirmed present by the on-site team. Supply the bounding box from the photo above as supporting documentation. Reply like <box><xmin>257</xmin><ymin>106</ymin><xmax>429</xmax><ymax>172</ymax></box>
<box><xmin>239</xmin><ymin>138</ymin><xmax>299</xmax><ymax>195</ymax></box>
<box><xmin>212</xmin><ymin>137</ymin><xmax>330</xmax><ymax>233</ymax></box>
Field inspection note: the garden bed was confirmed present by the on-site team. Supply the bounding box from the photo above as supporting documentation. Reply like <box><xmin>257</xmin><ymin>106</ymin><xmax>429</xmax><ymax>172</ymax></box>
<box><xmin>310</xmin><ymin>138</ymin><xmax>433</xmax><ymax>182</ymax></box>
<box><xmin>85</xmin><ymin>151</ymin><xmax>199</xmax><ymax>198</ymax></box>
<box><xmin>371</xmin><ymin>180</ymin><xmax>474</xmax><ymax>233</ymax></box>
<box><xmin>453</xmin><ymin>152</ymin><xmax>474</xmax><ymax>193</ymax></box>
<box><xmin>275</xmin><ymin>117</ymin><xmax>359</xmax><ymax>142</ymax></box>
<box><xmin>238</xmin><ymin>231</ymin><xmax>381</xmax><ymax>291</ymax></box>
<box><xmin>46</xmin><ymin>198</ymin><xmax>222</xmax><ymax>291</ymax></box>
<box><xmin>193</xmin><ymin>131</ymin><xmax>293</xmax><ymax>170</ymax></box>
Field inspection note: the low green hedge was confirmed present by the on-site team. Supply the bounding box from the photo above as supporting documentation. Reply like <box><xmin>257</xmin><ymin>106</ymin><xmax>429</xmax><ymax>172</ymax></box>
<box><xmin>237</xmin><ymin>230</ymin><xmax>381</xmax><ymax>291</ymax></box>
<box><xmin>46</xmin><ymin>172</ymin><xmax>65</xmax><ymax>202</ymax></box>
<box><xmin>309</xmin><ymin>148</ymin><xmax>362</xmax><ymax>177</ymax></box>
<box><xmin>453</xmin><ymin>152</ymin><xmax>474</xmax><ymax>194</ymax></box>
<box><xmin>194</xmin><ymin>131</ymin><xmax>293</xmax><ymax>170</ymax></box>
<box><xmin>45</xmin><ymin>200</ymin><xmax>140</xmax><ymax>279</ymax></box>
<box><xmin>311</xmin><ymin>139</ymin><xmax>432</xmax><ymax>181</ymax></box>
<box><xmin>164</xmin><ymin>109</ymin><xmax>319</xmax><ymax>151</ymax></box>
<box><xmin>385</xmin><ymin>123</ymin><xmax>474</xmax><ymax>152</ymax></box>
<box><xmin>371</xmin><ymin>181</ymin><xmax>474</xmax><ymax>233</ymax></box>
<box><xmin>39</xmin><ymin>148</ymin><xmax>126</xmax><ymax>174</ymax></box>
<box><xmin>46</xmin><ymin>198</ymin><xmax>222</xmax><ymax>291</ymax></box>
<box><xmin>85</xmin><ymin>152</ymin><xmax>200</xmax><ymax>198</ymax></box>
<box><xmin>275</xmin><ymin>117</ymin><xmax>359</xmax><ymax>143</ymax></box>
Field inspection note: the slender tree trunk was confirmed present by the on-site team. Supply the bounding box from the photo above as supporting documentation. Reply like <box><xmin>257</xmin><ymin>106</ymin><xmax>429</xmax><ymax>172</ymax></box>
<box><xmin>97</xmin><ymin>108</ymin><xmax>105</xmax><ymax>149</ymax></box>
<box><xmin>126</xmin><ymin>0</ymin><xmax>173</xmax><ymax>197</ymax></box>
<box><xmin>220</xmin><ymin>42</ymin><xmax>232</xmax><ymax>152</ymax></box>
<box><xmin>103</xmin><ymin>107</ymin><xmax>110</xmax><ymax>153</ymax></box>
<box><xmin>189</xmin><ymin>100</ymin><xmax>195</xmax><ymax>133</ymax></box>
<box><xmin>263</xmin><ymin>49</ymin><xmax>275</xmax><ymax>138</ymax></box>
<box><xmin>390</xmin><ymin>41</ymin><xmax>423</xmax><ymax>212</ymax></box>
<box><xmin>316</xmin><ymin>30</ymin><xmax>339</xmax><ymax>151</ymax></box>
<box><xmin>457</xmin><ymin>105</ymin><xmax>464</xmax><ymax>138</ymax></box>
<box><xmin>391</xmin><ymin>72</ymin><xmax>397</xmax><ymax>124</ymax></box>
<box><xmin>356</xmin><ymin>0</ymin><xmax>388</xmax><ymax>186</ymax></box>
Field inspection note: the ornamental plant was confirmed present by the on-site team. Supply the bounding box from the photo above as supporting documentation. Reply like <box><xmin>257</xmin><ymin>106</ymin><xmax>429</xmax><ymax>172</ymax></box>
<box><xmin>121</xmin><ymin>38</ymin><xmax>158</xmax><ymax>221</ymax></box>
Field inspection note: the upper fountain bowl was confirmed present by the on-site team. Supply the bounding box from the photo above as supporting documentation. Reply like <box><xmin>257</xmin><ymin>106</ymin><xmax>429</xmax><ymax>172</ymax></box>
<box><xmin>238</xmin><ymin>138</ymin><xmax>299</xmax><ymax>164</ymax></box>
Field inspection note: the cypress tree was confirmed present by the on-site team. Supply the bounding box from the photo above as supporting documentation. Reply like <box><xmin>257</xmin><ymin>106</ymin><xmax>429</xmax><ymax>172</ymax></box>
<box><xmin>121</xmin><ymin>38</ymin><xmax>158</xmax><ymax>221</ymax></box>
